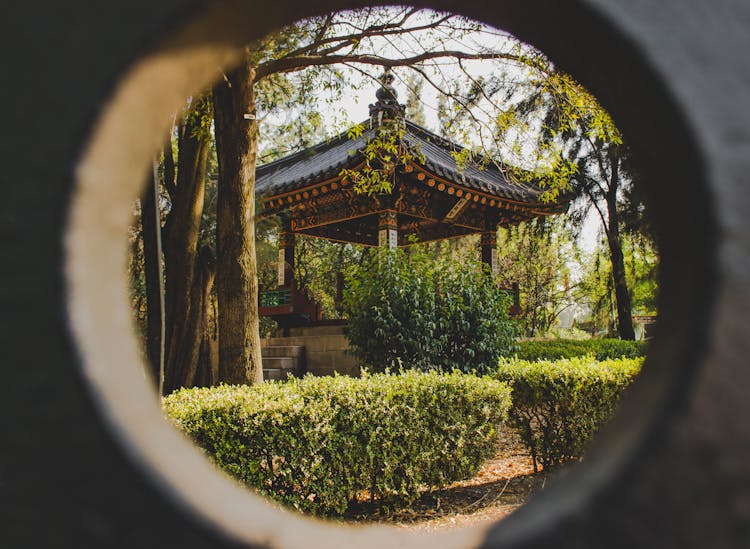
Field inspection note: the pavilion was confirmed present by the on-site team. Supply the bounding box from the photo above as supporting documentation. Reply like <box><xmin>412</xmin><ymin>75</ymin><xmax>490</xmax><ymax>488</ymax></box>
<box><xmin>256</xmin><ymin>73</ymin><xmax>568</xmax><ymax>330</ymax></box>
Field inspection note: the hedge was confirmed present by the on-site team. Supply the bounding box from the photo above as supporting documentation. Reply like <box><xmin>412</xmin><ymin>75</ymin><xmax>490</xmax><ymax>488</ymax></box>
<box><xmin>496</xmin><ymin>356</ymin><xmax>643</xmax><ymax>471</ymax></box>
<box><xmin>513</xmin><ymin>338</ymin><xmax>648</xmax><ymax>362</ymax></box>
<box><xmin>164</xmin><ymin>371</ymin><xmax>512</xmax><ymax>516</ymax></box>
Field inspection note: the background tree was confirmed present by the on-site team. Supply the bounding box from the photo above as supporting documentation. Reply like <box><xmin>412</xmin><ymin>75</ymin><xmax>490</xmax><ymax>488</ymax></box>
<box><xmin>160</xmin><ymin>97</ymin><xmax>218</xmax><ymax>393</ymax></box>
<box><xmin>404</xmin><ymin>74</ymin><xmax>426</xmax><ymax>126</ymax></box>
<box><xmin>569</xmin><ymin>142</ymin><xmax>635</xmax><ymax>339</ymax></box>
<box><xmin>496</xmin><ymin>219</ymin><xmax>581</xmax><ymax>337</ymax></box>
<box><xmin>292</xmin><ymin>236</ymin><xmax>367</xmax><ymax>318</ymax></box>
<box><xmin>130</xmin><ymin>97</ymin><xmax>218</xmax><ymax>394</ymax></box>
<box><xmin>579</xmin><ymin>233</ymin><xmax>658</xmax><ymax>336</ymax></box>
<box><xmin>445</xmin><ymin>64</ymin><xmax>646</xmax><ymax>339</ymax></box>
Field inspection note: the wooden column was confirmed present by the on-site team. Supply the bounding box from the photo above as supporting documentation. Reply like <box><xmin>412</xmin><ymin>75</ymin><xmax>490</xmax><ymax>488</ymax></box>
<box><xmin>481</xmin><ymin>229</ymin><xmax>499</xmax><ymax>277</ymax></box>
<box><xmin>278</xmin><ymin>218</ymin><xmax>295</xmax><ymax>287</ymax></box>
<box><xmin>378</xmin><ymin>210</ymin><xmax>398</xmax><ymax>249</ymax></box>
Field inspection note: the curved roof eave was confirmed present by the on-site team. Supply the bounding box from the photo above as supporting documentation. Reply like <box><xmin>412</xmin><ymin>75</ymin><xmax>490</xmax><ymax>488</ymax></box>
<box><xmin>255</xmin><ymin>118</ymin><xmax>571</xmax><ymax>208</ymax></box>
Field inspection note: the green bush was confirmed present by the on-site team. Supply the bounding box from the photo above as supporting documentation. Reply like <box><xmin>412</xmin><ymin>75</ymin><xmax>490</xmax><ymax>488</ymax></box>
<box><xmin>343</xmin><ymin>248</ymin><xmax>518</xmax><ymax>374</ymax></box>
<box><xmin>164</xmin><ymin>371</ymin><xmax>512</xmax><ymax>516</ymax></box>
<box><xmin>514</xmin><ymin>338</ymin><xmax>647</xmax><ymax>362</ymax></box>
<box><xmin>495</xmin><ymin>356</ymin><xmax>643</xmax><ymax>471</ymax></box>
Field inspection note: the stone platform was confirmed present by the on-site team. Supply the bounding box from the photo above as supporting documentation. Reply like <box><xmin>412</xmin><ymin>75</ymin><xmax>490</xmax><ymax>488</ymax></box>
<box><xmin>261</xmin><ymin>323</ymin><xmax>359</xmax><ymax>378</ymax></box>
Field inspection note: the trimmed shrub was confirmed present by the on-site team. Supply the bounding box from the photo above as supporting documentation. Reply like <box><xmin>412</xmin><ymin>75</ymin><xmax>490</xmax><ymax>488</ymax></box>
<box><xmin>434</xmin><ymin>259</ymin><xmax>520</xmax><ymax>373</ymax></box>
<box><xmin>495</xmin><ymin>356</ymin><xmax>643</xmax><ymax>471</ymax></box>
<box><xmin>514</xmin><ymin>338</ymin><xmax>647</xmax><ymax>362</ymax></box>
<box><xmin>164</xmin><ymin>371</ymin><xmax>512</xmax><ymax>516</ymax></box>
<box><xmin>343</xmin><ymin>249</ymin><xmax>439</xmax><ymax>372</ymax></box>
<box><xmin>343</xmin><ymin>247</ymin><xmax>518</xmax><ymax>374</ymax></box>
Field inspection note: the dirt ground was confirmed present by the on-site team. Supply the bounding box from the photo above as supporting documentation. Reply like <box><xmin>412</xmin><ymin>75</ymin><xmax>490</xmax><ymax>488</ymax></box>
<box><xmin>347</xmin><ymin>425</ymin><xmax>550</xmax><ymax>532</ymax></box>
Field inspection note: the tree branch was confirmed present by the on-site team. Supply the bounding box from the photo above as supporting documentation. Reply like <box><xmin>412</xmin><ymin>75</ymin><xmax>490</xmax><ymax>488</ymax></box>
<box><xmin>271</xmin><ymin>9</ymin><xmax>431</xmax><ymax>62</ymax></box>
<box><xmin>582</xmin><ymin>180</ymin><xmax>609</xmax><ymax>233</ymax></box>
<box><xmin>256</xmin><ymin>50</ymin><xmax>524</xmax><ymax>82</ymax></box>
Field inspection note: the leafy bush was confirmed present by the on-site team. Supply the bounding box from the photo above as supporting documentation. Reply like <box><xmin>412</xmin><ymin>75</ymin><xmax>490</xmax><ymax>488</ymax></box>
<box><xmin>164</xmin><ymin>371</ymin><xmax>511</xmax><ymax>516</ymax></box>
<box><xmin>343</xmin><ymin>249</ymin><xmax>438</xmax><ymax>372</ymax></box>
<box><xmin>343</xmin><ymin>248</ymin><xmax>518</xmax><ymax>374</ymax></box>
<box><xmin>495</xmin><ymin>356</ymin><xmax>643</xmax><ymax>471</ymax></box>
<box><xmin>434</xmin><ymin>259</ymin><xmax>520</xmax><ymax>373</ymax></box>
<box><xmin>514</xmin><ymin>338</ymin><xmax>647</xmax><ymax>362</ymax></box>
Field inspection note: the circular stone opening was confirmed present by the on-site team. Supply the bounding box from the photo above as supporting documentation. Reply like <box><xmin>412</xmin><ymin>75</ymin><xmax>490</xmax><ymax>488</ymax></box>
<box><xmin>65</xmin><ymin>1</ymin><xmax>714</xmax><ymax>548</ymax></box>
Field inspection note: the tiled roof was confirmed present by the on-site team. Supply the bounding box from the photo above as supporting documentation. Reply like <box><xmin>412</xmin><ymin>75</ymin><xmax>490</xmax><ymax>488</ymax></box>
<box><xmin>255</xmin><ymin>119</ymin><xmax>550</xmax><ymax>204</ymax></box>
<box><xmin>255</xmin><ymin>125</ymin><xmax>375</xmax><ymax>197</ymax></box>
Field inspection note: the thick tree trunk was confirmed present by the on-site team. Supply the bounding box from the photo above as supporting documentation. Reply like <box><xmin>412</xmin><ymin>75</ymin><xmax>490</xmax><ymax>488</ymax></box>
<box><xmin>213</xmin><ymin>57</ymin><xmax>264</xmax><ymax>386</ymax></box>
<box><xmin>140</xmin><ymin>167</ymin><xmax>162</xmax><ymax>385</ymax></box>
<box><xmin>162</xmin><ymin>99</ymin><xmax>211</xmax><ymax>393</ymax></box>
<box><xmin>605</xmin><ymin>157</ymin><xmax>636</xmax><ymax>340</ymax></box>
<box><xmin>195</xmin><ymin>333</ymin><xmax>217</xmax><ymax>388</ymax></box>
<box><xmin>164</xmin><ymin>246</ymin><xmax>216</xmax><ymax>391</ymax></box>
<box><xmin>193</xmin><ymin>247</ymin><xmax>217</xmax><ymax>388</ymax></box>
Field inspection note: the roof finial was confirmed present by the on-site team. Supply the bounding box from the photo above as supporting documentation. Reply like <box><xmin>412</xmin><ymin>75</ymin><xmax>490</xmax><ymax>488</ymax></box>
<box><xmin>376</xmin><ymin>68</ymin><xmax>397</xmax><ymax>102</ymax></box>
<box><xmin>369</xmin><ymin>68</ymin><xmax>405</xmax><ymax>125</ymax></box>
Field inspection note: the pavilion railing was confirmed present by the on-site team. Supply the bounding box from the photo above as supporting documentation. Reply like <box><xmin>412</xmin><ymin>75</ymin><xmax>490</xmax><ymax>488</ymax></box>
<box><xmin>258</xmin><ymin>283</ymin><xmax>323</xmax><ymax>331</ymax></box>
<box><xmin>259</xmin><ymin>289</ymin><xmax>292</xmax><ymax>308</ymax></box>
<box><xmin>499</xmin><ymin>282</ymin><xmax>522</xmax><ymax>316</ymax></box>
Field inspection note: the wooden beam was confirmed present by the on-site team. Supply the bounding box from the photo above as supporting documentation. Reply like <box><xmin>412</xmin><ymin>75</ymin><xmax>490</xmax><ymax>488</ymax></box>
<box><xmin>444</xmin><ymin>196</ymin><xmax>470</xmax><ymax>221</ymax></box>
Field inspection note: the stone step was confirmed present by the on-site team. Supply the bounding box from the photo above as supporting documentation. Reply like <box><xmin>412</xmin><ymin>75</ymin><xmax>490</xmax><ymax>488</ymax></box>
<box><xmin>261</xmin><ymin>346</ymin><xmax>307</xmax><ymax>381</ymax></box>
<box><xmin>262</xmin><ymin>334</ymin><xmax>349</xmax><ymax>353</ymax></box>
<box><xmin>260</xmin><ymin>331</ymin><xmax>359</xmax><ymax>378</ymax></box>
<box><xmin>286</xmin><ymin>324</ymin><xmax>347</xmax><ymax>337</ymax></box>
<box><xmin>263</xmin><ymin>368</ymin><xmax>285</xmax><ymax>381</ymax></box>
<box><xmin>261</xmin><ymin>356</ymin><xmax>297</xmax><ymax>371</ymax></box>
<box><xmin>261</xmin><ymin>345</ymin><xmax>304</xmax><ymax>358</ymax></box>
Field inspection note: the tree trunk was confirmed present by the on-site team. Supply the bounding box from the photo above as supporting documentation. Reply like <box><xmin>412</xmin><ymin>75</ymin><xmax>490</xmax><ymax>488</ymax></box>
<box><xmin>213</xmin><ymin>56</ymin><xmax>264</xmax><ymax>386</ymax></box>
<box><xmin>140</xmin><ymin>167</ymin><xmax>162</xmax><ymax>385</ymax></box>
<box><xmin>605</xmin><ymin>155</ymin><xmax>636</xmax><ymax>340</ymax></box>
<box><xmin>162</xmin><ymin>98</ymin><xmax>211</xmax><ymax>393</ymax></box>
<box><xmin>193</xmin><ymin>247</ymin><xmax>217</xmax><ymax>388</ymax></box>
<box><xmin>165</xmin><ymin>246</ymin><xmax>216</xmax><ymax>391</ymax></box>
